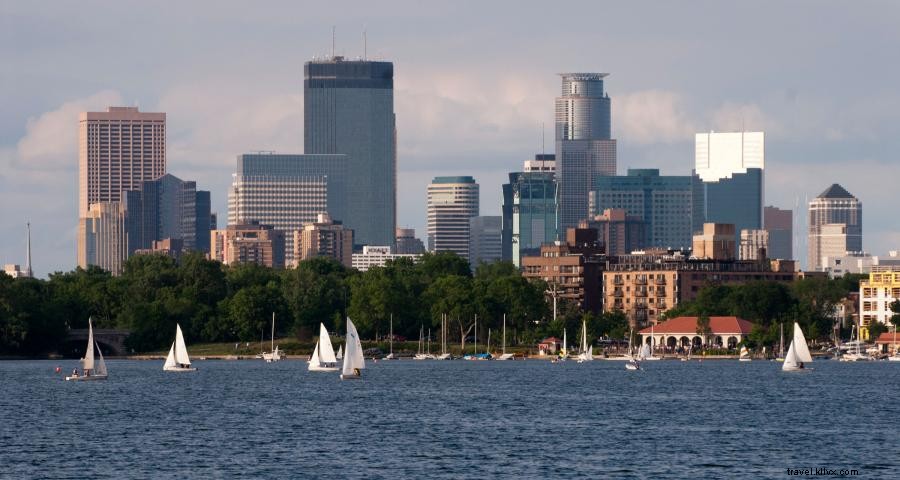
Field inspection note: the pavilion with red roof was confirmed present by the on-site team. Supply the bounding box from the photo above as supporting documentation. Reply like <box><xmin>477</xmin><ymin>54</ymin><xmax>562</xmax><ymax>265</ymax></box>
<box><xmin>638</xmin><ymin>316</ymin><xmax>756</xmax><ymax>351</ymax></box>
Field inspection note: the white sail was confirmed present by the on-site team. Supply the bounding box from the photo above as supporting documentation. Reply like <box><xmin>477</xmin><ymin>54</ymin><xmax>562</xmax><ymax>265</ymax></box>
<box><xmin>336</xmin><ymin>345</ymin><xmax>343</xmax><ymax>359</ymax></box>
<box><xmin>318</xmin><ymin>323</ymin><xmax>338</xmax><ymax>363</ymax></box>
<box><xmin>309</xmin><ymin>342</ymin><xmax>320</xmax><ymax>366</ymax></box>
<box><xmin>782</xmin><ymin>340</ymin><xmax>799</xmax><ymax>370</ymax></box>
<box><xmin>94</xmin><ymin>341</ymin><xmax>108</xmax><ymax>376</ymax></box>
<box><xmin>174</xmin><ymin>324</ymin><xmax>191</xmax><ymax>366</ymax></box>
<box><xmin>83</xmin><ymin>319</ymin><xmax>95</xmax><ymax>371</ymax></box>
<box><xmin>639</xmin><ymin>343</ymin><xmax>651</xmax><ymax>361</ymax></box>
<box><xmin>342</xmin><ymin>318</ymin><xmax>365</xmax><ymax>376</ymax></box>
<box><xmin>164</xmin><ymin>344</ymin><xmax>177</xmax><ymax>369</ymax></box>
<box><xmin>581</xmin><ymin>320</ymin><xmax>588</xmax><ymax>353</ymax></box>
<box><xmin>792</xmin><ymin>322</ymin><xmax>813</xmax><ymax>363</ymax></box>
<box><xmin>562</xmin><ymin>329</ymin><xmax>567</xmax><ymax>355</ymax></box>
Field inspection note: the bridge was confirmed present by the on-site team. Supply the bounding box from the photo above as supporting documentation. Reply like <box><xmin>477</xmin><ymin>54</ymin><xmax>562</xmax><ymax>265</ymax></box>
<box><xmin>65</xmin><ymin>329</ymin><xmax>131</xmax><ymax>356</ymax></box>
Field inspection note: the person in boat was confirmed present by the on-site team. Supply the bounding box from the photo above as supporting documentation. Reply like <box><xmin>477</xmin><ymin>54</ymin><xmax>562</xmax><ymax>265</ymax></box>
<box><xmin>71</xmin><ymin>368</ymin><xmax>78</xmax><ymax>377</ymax></box>
<box><xmin>799</xmin><ymin>362</ymin><xmax>804</xmax><ymax>369</ymax></box>
<box><xmin>353</xmin><ymin>368</ymin><xmax>360</xmax><ymax>376</ymax></box>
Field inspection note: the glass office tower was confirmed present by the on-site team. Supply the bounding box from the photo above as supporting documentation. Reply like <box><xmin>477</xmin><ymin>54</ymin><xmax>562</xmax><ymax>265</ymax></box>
<box><xmin>502</xmin><ymin>155</ymin><xmax>558</xmax><ymax>266</ymax></box>
<box><xmin>304</xmin><ymin>57</ymin><xmax>396</xmax><ymax>247</ymax></box>
<box><xmin>555</xmin><ymin>73</ymin><xmax>617</xmax><ymax>231</ymax></box>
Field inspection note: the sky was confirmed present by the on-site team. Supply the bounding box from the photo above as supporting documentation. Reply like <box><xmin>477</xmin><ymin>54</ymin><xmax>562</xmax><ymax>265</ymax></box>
<box><xmin>2</xmin><ymin>0</ymin><xmax>899</xmax><ymax>276</ymax></box>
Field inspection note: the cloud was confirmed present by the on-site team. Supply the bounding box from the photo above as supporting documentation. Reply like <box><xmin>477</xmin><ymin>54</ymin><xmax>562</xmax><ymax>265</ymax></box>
<box><xmin>709</xmin><ymin>102</ymin><xmax>777</xmax><ymax>135</ymax></box>
<box><xmin>14</xmin><ymin>90</ymin><xmax>124</xmax><ymax>172</ymax></box>
<box><xmin>616</xmin><ymin>89</ymin><xmax>696</xmax><ymax>143</ymax></box>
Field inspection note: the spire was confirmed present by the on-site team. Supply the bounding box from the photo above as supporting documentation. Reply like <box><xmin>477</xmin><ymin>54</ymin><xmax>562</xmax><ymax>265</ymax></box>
<box><xmin>25</xmin><ymin>222</ymin><xmax>32</xmax><ymax>278</ymax></box>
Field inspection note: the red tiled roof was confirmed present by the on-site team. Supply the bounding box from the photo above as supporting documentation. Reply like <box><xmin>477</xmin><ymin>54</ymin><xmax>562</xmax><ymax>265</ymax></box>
<box><xmin>639</xmin><ymin>316</ymin><xmax>756</xmax><ymax>335</ymax></box>
<box><xmin>874</xmin><ymin>332</ymin><xmax>900</xmax><ymax>344</ymax></box>
<box><xmin>540</xmin><ymin>337</ymin><xmax>561</xmax><ymax>344</ymax></box>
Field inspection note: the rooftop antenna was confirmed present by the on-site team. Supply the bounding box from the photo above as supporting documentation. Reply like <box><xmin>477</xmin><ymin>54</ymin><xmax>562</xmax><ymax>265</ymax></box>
<box><xmin>364</xmin><ymin>29</ymin><xmax>367</xmax><ymax>60</ymax></box>
<box><xmin>332</xmin><ymin>26</ymin><xmax>335</xmax><ymax>58</ymax></box>
<box><xmin>25</xmin><ymin>222</ymin><xmax>32</xmax><ymax>278</ymax></box>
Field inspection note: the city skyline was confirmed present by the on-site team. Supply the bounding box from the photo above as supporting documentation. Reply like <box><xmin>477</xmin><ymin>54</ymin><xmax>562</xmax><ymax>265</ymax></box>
<box><xmin>3</xmin><ymin>1</ymin><xmax>900</xmax><ymax>275</ymax></box>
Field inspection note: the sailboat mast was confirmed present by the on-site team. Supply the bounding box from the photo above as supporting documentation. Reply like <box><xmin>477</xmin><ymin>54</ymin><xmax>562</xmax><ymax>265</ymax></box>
<box><xmin>502</xmin><ymin>313</ymin><xmax>507</xmax><ymax>355</ymax></box>
<box><xmin>780</xmin><ymin>323</ymin><xmax>784</xmax><ymax>357</ymax></box>
<box><xmin>474</xmin><ymin>314</ymin><xmax>478</xmax><ymax>354</ymax></box>
<box><xmin>390</xmin><ymin>313</ymin><xmax>393</xmax><ymax>355</ymax></box>
<box><xmin>271</xmin><ymin>312</ymin><xmax>275</xmax><ymax>351</ymax></box>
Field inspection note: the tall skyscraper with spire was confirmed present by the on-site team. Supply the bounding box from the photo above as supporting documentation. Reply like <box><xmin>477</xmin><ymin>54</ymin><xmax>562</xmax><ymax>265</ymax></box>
<box><xmin>555</xmin><ymin>73</ymin><xmax>617</xmax><ymax>230</ymax></box>
<box><xmin>304</xmin><ymin>56</ymin><xmax>396</xmax><ymax>247</ymax></box>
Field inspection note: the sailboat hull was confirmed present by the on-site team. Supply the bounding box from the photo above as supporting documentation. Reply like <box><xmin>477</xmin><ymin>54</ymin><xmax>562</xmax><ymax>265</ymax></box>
<box><xmin>340</xmin><ymin>373</ymin><xmax>362</xmax><ymax>380</ymax></box>
<box><xmin>65</xmin><ymin>375</ymin><xmax>108</xmax><ymax>381</ymax></box>
<box><xmin>308</xmin><ymin>363</ymin><xmax>338</xmax><ymax>372</ymax></box>
<box><xmin>163</xmin><ymin>366</ymin><xmax>197</xmax><ymax>372</ymax></box>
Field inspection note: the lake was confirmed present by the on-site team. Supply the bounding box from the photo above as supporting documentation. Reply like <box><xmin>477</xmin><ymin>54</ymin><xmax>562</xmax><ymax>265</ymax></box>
<box><xmin>2</xmin><ymin>359</ymin><xmax>899</xmax><ymax>479</ymax></box>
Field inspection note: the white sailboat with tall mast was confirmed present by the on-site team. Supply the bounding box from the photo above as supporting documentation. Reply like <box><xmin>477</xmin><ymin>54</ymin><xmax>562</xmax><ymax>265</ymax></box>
<box><xmin>261</xmin><ymin>313</ymin><xmax>284</xmax><ymax>363</ymax></box>
<box><xmin>739</xmin><ymin>345</ymin><xmax>752</xmax><ymax>362</ymax></box>
<box><xmin>65</xmin><ymin>318</ymin><xmax>108</xmax><ymax>381</ymax></box>
<box><xmin>163</xmin><ymin>323</ymin><xmax>196</xmax><ymax>371</ymax></box>
<box><xmin>782</xmin><ymin>322</ymin><xmax>813</xmax><ymax>372</ymax></box>
<box><xmin>414</xmin><ymin>325</ymin><xmax>433</xmax><ymax>360</ymax></box>
<box><xmin>340</xmin><ymin>318</ymin><xmax>365</xmax><ymax>380</ymax></box>
<box><xmin>497</xmin><ymin>314</ymin><xmax>514</xmax><ymax>360</ymax></box>
<box><xmin>625</xmin><ymin>327</ymin><xmax>640</xmax><ymax>370</ymax></box>
<box><xmin>309</xmin><ymin>323</ymin><xmax>339</xmax><ymax>372</ymax></box>
<box><xmin>383</xmin><ymin>313</ymin><xmax>395</xmax><ymax>360</ymax></box>
<box><xmin>437</xmin><ymin>313</ymin><xmax>451</xmax><ymax>360</ymax></box>
<box><xmin>557</xmin><ymin>328</ymin><xmax>568</xmax><ymax>362</ymax></box>
<box><xmin>577</xmin><ymin>319</ymin><xmax>593</xmax><ymax>363</ymax></box>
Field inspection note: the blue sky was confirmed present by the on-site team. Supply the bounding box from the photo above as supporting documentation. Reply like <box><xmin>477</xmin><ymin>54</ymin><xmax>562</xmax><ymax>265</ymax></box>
<box><xmin>2</xmin><ymin>1</ymin><xmax>899</xmax><ymax>275</ymax></box>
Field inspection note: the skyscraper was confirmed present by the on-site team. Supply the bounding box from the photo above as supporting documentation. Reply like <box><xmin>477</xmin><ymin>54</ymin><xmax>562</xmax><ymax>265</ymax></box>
<box><xmin>556</xmin><ymin>73</ymin><xmax>617</xmax><ymax>230</ymax></box>
<box><xmin>764</xmin><ymin>206</ymin><xmax>793</xmax><ymax>260</ymax></box>
<box><xmin>294</xmin><ymin>213</ymin><xmax>354</xmax><ymax>268</ymax></box>
<box><xmin>469</xmin><ymin>216</ymin><xmax>502</xmax><ymax>267</ymax></box>
<box><xmin>693</xmin><ymin>132</ymin><xmax>765</xmax><ymax>250</ymax></box>
<box><xmin>304</xmin><ymin>56</ymin><xmax>396</xmax><ymax>247</ymax></box>
<box><xmin>501</xmin><ymin>155</ymin><xmax>558</xmax><ymax>266</ymax></box>
<box><xmin>123</xmin><ymin>173</ymin><xmax>212</xmax><ymax>255</ymax></box>
<box><xmin>78</xmin><ymin>202</ymin><xmax>128</xmax><ymax>274</ymax></box>
<box><xmin>228</xmin><ymin>153</ymin><xmax>348</xmax><ymax>266</ymax></box>
<box><xmin>427</xmin><ymin>176</ymin><xmax>479</xmax><ymax>260</ymax></box>
<box><xmin>592</xmin><ymin>169</ymin><xmax>693</xmax><ymax>250</ymax></box>
<box><xmin>808</xmin><ymin>184</ymin><xmax>862</xmax><ymax>271</ymax></box>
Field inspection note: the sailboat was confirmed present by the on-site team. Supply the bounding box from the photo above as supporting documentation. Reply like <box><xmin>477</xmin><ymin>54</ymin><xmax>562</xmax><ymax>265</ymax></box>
<box><xmin>625</xmin><ymin>328</ymin><xmax>641</xmax><ymax>370</ymax></box>
<box><xmin>261</xmin><ymin>313</ymin><xmax>284</xmax><ymax>363</ymax></box>
<box><xmin>163</xmin><ymin>323</ymin><xmax>196</xmax><ymax>371</ymax></box>
<box><xmin>497</xmin><ymin>314</ymin><xmax>514</xmax><ymax>361</ymax></box>
<box><xmin>739</xmin><ymin>345</ymin><xmax>752</xmax><ymax>362</ymax></box>
<box><xmin>644</xmin><ymin>325</ymin><xmax>660</xmax><ymax>360</ymax></box>
<box><xmin>782</xmin><ymin>322</ymin><xmax>813</xmax><ymax>372</ymax></box>
<box><xmin>383</xmin><ymin>313</ymin><xmax>395</xmax><ymax>360</ymax></box>
<box><xmin>65</xmin><ymin>318</ymin><xmax>108</xmax><ymax>381</ymax></box>
<box><xmin>340</xmin><ymin>318</ymin><xmax>365</xmax><ymax>380</ymax></box>
<box><xmin>557</xmin><ymin>328</ymin><xmax>568</xmax><ymax>362</ymax></box>
<box><xmin>336</xmin><ymin>345</ymin><xmax>343</xmax><ymax>360</ymax></box>
<box><xmin>840</xmin><ymin>324</ymin><xmax>868</xmax><ymax>361</ymax></box>
<box><xmin>309</xmin><ymin>323</ymin><xmax>339</xmax><ymax>372</ymax></box>
<box><xmin>414</xmin><ymin>325</ymin><xmax>432</xmax><ymax>360</ymax></box>
<box><xmin>775</xmin><ymin>323</ymin><xmax>785</xmax><ymax>361</ymax></box>
<box><xmin>577</xmin><ymin>319</ymin><xmax>592</xmax><ymax>363</ymax></box>
<box><xmin>436</xmin><ymin>313</ymin><xmax>451</xmax><ymax>360</ymax></box>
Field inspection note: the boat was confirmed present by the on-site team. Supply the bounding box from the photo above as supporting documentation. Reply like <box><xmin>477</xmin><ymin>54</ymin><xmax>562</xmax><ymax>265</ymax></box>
<box><xmin>383</xmin><ymin>313</ymin><xmax>396</xmax><ymax>360</ymax></box>
<box><xmin>739</xmin><ymin>345</ymin><xmax>752</xmax><ymax>362</ymax></box>
<box><xmin>840</xmin><ymin>325</ymin><xmax>869</xmax><ymax>361</ymax></box>
<box><xmin>775</xmin><ymin>323</ymin><xmax>785</xmax><ymax>362</ymax></box>
<box><xmin>261</xmin><ymin>313</ymin><xmax>285</xmax><ymax>363</ymax></box>
<box><xmin>340</xmin><ymin>318</ymin><xmax>365</xmax><ymax>380</ymax></box>
<box><xmin>638</xmin><ymin>343</ymin><xmax>651</xmax><ymax>361</ymax></box>
<box><xmin>436</xmin><ymin>313</ymin><xmax>451</xmax><ymax>360</ymax></box>
<box><xmin>65</xmin><ymin>318</ymin><xmax>108</xmax><ymax>381</ymax></box>
<box><xmin>625</xmin><ymin>359</ymin><xmax>641</xmax><ymax>371</ymax></box>
<box><xmin>463</xmin><ymin>314</ymin><xmax>491</xmax><ymax>360</ymax></box>
<box><xmin>414</xmin><ymin>325</ymin><xmax>433</xmax><ymax>360</ymax></box>
<box><xmin>557</xmin><ymin>328</ymin><xmax>567</xmax><ymax>362</ymax></box>
<box><xmin>336</xmin><ymin>345</ymin><xmax>343</xmax><ymax>360</ymax></box>
<box><xmin>163</xmin><ymin>323</ymin><xmax>196</xmax><ymax>372</ymax></box>
<box><xmin>644</xmin><ymin>325</ymin><xmax>661</xmax><ymax>360</ymax></box>
<box><xmin>782</xmin><ymin>322</ymin><xmax>813</xmax><ymax>372</ymax></box>
<box><xmin>576</xmin><ymin>319</ymin><xmax>592</xmax><ymax>363</ymax></box>
<box><xmin>496</xmin><ymin>314</ymin><xmax>514</xmax><ymax>361</ymax></box>
<box><xmin>625</xmin><ymin>328</ymin><xmax>641</xmax><ymax>370</ymax></box>
<box><xmin>308</xmin><ymin>323</ymin><xmax>339</xmax><ymax>372</ymax></box>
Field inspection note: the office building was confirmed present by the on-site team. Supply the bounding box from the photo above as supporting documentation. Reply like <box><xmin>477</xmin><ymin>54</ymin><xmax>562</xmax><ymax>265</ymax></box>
<box><xmin>591</xmin><ymin>169</ymin><xmax>693</xmax><ymax>250</ymax></box>
<box><xmin>352</xmin><ymin>245</ymin><xmax>422</xmax><ymax>272</ymax></box>
<box><xmin>78</xmin><ymin>202</ymin><xmax>128</xmax><ymax>275</ymax></box>
<box><xmin>692</xmin><ymin>223</ymin><xmax>736</xmax><ymax>261</ymax></box>
<box><xmin>294</xmin><ymin>213</ymin><xmax>354</xmax><ymax>268</ymax></box>
<box><xmin>740</xmin><ymin>229</ymin><xmax>769</xmax><ymax>261</ymax></box>
<box><xmin>859</xmin><ymin>267</ymin><xmax>900</xmax><ymax>340</ymax></box>
<box><xmin>764</xmin><ymin>206</ymin><xmax>793</xmax><ymax>260</ymax></box>
<box><xmin>501</xmin><ymin>155</ymin><xmax>557</xmax><ymax>266</ymax></box>
<box><xmin>304</xmin><ymin>57</ymin><xmax>396</xmax><ymax>246</ymax></box>
<box><xmin>228</xmin><ymin>153</ymin><xmax>347</xmax><ymax>266</ymax></box>
<box><xmin>556</xmin><ymin>73</ymin><xmax>617</xmax><ymax>229</ymax></box>
<box><xmin>4</xmin><ymin>223</ymin><xmax>33</xmax><ymax>278</ymax></box>
<box><xmin>693</xmin><ymin>132</ymin><xmax>765</xmax><ymax>242</ymax></box>
<box><xmin>427</xmin><ymin>176</ymin><xmax>479</xmax><ymax>260</ymax></box>
<box><xmin>134</xmin><ymin>238</ymin><xmax>184</xmax><ymax>260</ymax></box>
<box><xmin>123</xmin><ymin>174</ymin><xmax>212</xmax><ymax>255</ymax></box>
<box><xmin>521</xmin><ymin>228</ymin><xmax>605</xmax><ymax>314</ymax></box>
<box><xmin>395</xmin><ymin>228</ymin><xmax>425</xmax><ymax>254</ymax></box>
<box><xmin>579</xmin><ymin>208</ymin><xmax>645</xmax><ymax>256</ymax></box>
<box><xmin>210</xmin><ymin>223</ymin><xmax>285</xmax><ymax>268</ymax></box>
<box><xmin>469</xmin><ymin>216</ymin><xmax>502</xmax><ymax>266</ymax></box>
<box><xmin>808</xmin><ymin>184</ymin><xmax>862</xmax><ymax>271</ymax></box>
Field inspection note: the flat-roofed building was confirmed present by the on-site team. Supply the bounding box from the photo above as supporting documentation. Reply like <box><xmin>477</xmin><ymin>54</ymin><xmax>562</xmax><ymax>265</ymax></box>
<box><xmin>521</xmin><ymin>228</ymin><xmax>605</xmax><ymax>313</ymax></box>
<box><xmin>859</xmin><ymin>266</ymin><xmax>900</xmax><ymax>340</ymax></box>
<box><xmin>294</xmin><ymin>213</ymin><xmax>353</xmax><ymax>268</ymax></box>
<box><xmin>693</xmin><ymin>223</ymin><xmax>736</xmax><ymax>260</ymax></box>
<box><xmin>469</xmin><ymin>216</ymin><xmax>502</xmax><ymax>266</ymax></box>
<box><xmin>808</xmin><ymin>184</ymin><xmax>862</xmax><ymax>271</ymax></box>
<box><xmin>211</xmin><ymin>223</ymin><xmax>285</xmax><ymax>268</ymax></box>
<box><xmin>579</xmin><ymin>208</ymin><xmax>645</xmax><ymax>256</ymax></box>
<box><xmin>352</xmin><ymin>245</ymin><xmax>422</xmax><ymax>272</ymax></box>
<box><xmin>427</xmin><ymin>176</ymin><xmax>479</xmax><ymax>261</ymax></box>
<box><xmin>740</xmin><ymin>229</ymin><xmax>769</xmax><ymax>261</ymax></box>
<box><xmin>764</xmin><ymin>206</ymin><xmax>793</xmax><ymax>260</ymax></box>
<box><xmin>78</xmin><ymin>202</ymin><xmax>128</xmax><ymax>275</ymax></box>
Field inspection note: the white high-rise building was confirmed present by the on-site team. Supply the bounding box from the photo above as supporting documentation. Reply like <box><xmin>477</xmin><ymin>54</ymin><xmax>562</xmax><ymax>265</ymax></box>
<box><xmin>694</xmin><ymin>131</ymin><xmax>765</xmax><ymax>182</ymax></box>
<box><xmin>427</xmin><ymin>176</ymin><xmax>479</xmax><ymax>260</ymax></box>
<box><xmin>808</xmin><ymin>184</ymin><xmax>862</xmax><ymax>271</ymax></box>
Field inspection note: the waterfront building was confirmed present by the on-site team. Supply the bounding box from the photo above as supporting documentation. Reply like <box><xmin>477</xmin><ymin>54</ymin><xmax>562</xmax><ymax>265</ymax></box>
<box><xmin>427</xmin><ymin>176</ymin><xmax>479</xmax><ymax>260</ymax></box>
<box><xmin>123</xmin><ymin>174</ymin><xmax>212</xmax><ymax>255</ymax></box>
<box><xmin>764</xmin><ymin>206</ymin><xmax>793</xmax><ymax>260</ymax></box>
<box><xmin>591</xmin><ymin>169</ymin><xmax>693</xmax><ymax>250</ymax></box>
<box><xmin>395</xmin><ymin>228</ymin><xmax>426</xmax><ymax>254</ymax></box>
<box><xmin>294</xmin><ymin>213</ymin><xmax>353</xmax><ymax>268</ymax></box>
<box><xmin>859</xmin><ymin>266</ymin><xmax>900</xmax><ymax>340</ymax></box>
<box><xmin>638</xmin><ymin>316</ymin><xmax>755</xmax><ymax>351</ymax></box>
<box><xmin>469</xmin><ymin>216</ymin><xmax>502</xmax><ymax>267</ymax></box>
<box><xmin>556</xmin><ymin>73</ymin><xmax>617</xmax><ymax>230</ymax></box>
<box><xmin>78</xmin><ymin>202</ymin><xmax>128</xmax><ymax>275</ymax></box>
<box><xmin>692</xmin><ymin>223</ymin><xmax>736</xmax><ymax>261</ymax></box>
<box><xmin>521</xmin><ymin>228</ymin><xmax>604</xmax><ymax>314</ymax></box>
<box><xmin>579</xmin><ymin>208</ymin><xmax>644</xmax><ymax>256</ymax></box>
<box><xmin>604</xmin><ymin>252</ymin><xmax>797</xmax><ymax>327</ymax></box>
<box><xmin>808</xmin><ymin>184</ymin><xmax>862</xmax><ymax>271</ymax></box>
<box><xmin>228</xmin><ymin>153</ymin><xmax>347</xmax><ymax>266</ymax></box>
<box><xmin>739</xmin><ymin>229</ymin><xmax>769</xmax><ymax>261</ymax></box>
<box><xmin>210</xmin><ymin>223</ymin><xmax>285</xmax><ymax>268</ymax></box>
<box><xmin>351</xmin><ymin>245</ymin><xmax>422</xmax><ymax>272</ymax></box>
<box><xmin>693</xmin><ymin>132</ymin><xmax>765</xmax><ymax>241</ymax></box>
<box><xmin>501</xmin><ymin>155</ymin><xmax>558</xmax><ymax>267</ymax></box>
<box><xmin>823</xmin><ymin>251</ymin><xmax>900</xmax><ymax>277</ymax></box>
<box><xmin>304</xmin><ymin>56</ymin><xmax>396</xmax><ymax>246</ymax></box>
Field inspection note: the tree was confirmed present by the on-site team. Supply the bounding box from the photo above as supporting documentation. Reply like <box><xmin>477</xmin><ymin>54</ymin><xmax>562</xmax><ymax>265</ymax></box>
<box><xmin>696</xmin><ymin>314</ymin><xmax>712</xmax><ymax>347</ymax></box>
<box><xmin>282</xmin><ymin>257</ymin><xmax>351</xmax><ymax>338</ymax></box>
<box><xmin>890</xmin><ymin>300</ymin><xmax>900</xmax><ymax>328</ymax></box>
<box><xmin>424</xmin><ymin>275</ymin><xmax>475</xmax><ymax>351</ymax></box>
